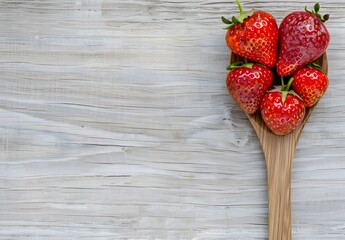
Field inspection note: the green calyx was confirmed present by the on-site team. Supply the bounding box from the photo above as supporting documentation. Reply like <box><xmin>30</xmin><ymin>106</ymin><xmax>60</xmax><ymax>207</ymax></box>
<box><xmin>279</xmin><ymin>77</ymin><xmax>301</xmax><ymax>104</ymax></box>
<box><xmin>226</xmin><ymin>61</ymin><xmax>253</xmax><ymax>70</ymax></box>
<box><xmin>305</xmin><ymin>3</ymin><xmax>330</xmax><ymax>23</ymax></box>
<box><xmin>221</xmin><ymin>0</ymin><xmax>253</xmax><ymax>29</ymax></box>
<box><xmin>308</xmin><ymin>62</ymin><xmax>325</xmax><ymax>73</ymax></box>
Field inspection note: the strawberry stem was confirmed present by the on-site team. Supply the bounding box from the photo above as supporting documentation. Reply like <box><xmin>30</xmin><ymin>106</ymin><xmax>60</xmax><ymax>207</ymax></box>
<box><xmin>281</xmin><ymin>76</ymin><xmax>285</xmax><ymax>90</ymax></box>
<box><xmin>222</xmin><ymin>0</ymin><xmax>252</xmax><ymax>28</ymax></box>
<box><xmin>236</xmin><ymin>0</ymin><xmax>244</xmax><ymax>15</ymax></box>
<box><xmin>286</xmin><ymin>77</ymin><xmax>294</xmax><ymax>92</ymax></box>
<box><xmin>280</xmin><ymin>77</ymin><xmax>300</xmax><ymax>105</ymax></box>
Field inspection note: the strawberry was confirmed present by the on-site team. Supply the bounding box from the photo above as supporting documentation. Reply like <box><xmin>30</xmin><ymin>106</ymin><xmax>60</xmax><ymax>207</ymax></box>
<box><xmin>222</xmin><ymin>0</ymin><xmax>279</xmax><ymax>68</ymax></box>
<box><xmin>260</xmin><ymin>78</ymin><xmax>305</xmax><ymax>135</ymax></box>
<box><xmin>291</xmin><ymin>63</ymin><xmax>328</xmax><ymax>107</ymax></box>
<box><xmin>226</xmin><ymin>62</ymin><xmax>273</xmax><ymax>114</ymax></box>
<box><xmin>276</xmin><ymin>3</ymin><xmax>330</xmax><ymax>76</ymax></box>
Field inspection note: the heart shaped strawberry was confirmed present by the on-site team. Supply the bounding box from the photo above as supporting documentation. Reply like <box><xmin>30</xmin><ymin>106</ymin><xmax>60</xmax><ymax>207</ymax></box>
<box><xmin>226</xmin><ymin>62</ymin><xmax>273</xmax><ymax>114</ymax></box>
<box><xmin>291</xmin><ymin>63</ymin><xmax>328</xmax><ymax>107</ymax></box>
<box><xmin>222</xmin><ymin>0</ymin><xmax>279</xmax><ymax>68</ymax></box>
<box><xmin>276</xmin><ymin>3</ymin><xmax>330</xmax><ymax>76</ymax></box>
<box><xmin>260</xmin><ymin>78</ymin><xmax>305</xmax><ymax>135</ymax></box>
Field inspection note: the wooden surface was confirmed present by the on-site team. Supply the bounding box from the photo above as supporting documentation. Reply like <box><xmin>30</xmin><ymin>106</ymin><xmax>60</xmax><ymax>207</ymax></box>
<box><xmin>0</xmin><ymin>0</ymin><xmax>344</xmax><ymax>239</ymax></box>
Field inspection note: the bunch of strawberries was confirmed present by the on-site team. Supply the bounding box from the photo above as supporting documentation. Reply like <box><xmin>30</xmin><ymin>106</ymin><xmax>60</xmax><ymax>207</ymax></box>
<box><xmin>223</xmin><ymin>1</ymin><xmax>330</xmax><ymax>135</ymax></box>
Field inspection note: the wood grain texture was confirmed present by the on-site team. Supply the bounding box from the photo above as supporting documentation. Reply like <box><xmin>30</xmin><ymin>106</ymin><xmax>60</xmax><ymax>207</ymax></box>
<box><xmin>0</xmin><ymin>0</ymin><xmax>344</xmax><ymax>239</ymax></box>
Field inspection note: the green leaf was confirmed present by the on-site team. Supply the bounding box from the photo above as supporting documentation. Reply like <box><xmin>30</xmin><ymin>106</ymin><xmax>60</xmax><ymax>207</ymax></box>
<box><xmin>289</xmin><ymin>90</ymin><xmax>303</xmax><ymax>100</ymax></box>
<box><xmin>311</xmin><ymin>62</ymin><xmax>323</xmax><ymax>69</ymax></box>
<box><xmin>323</xmin><ymin>14</ymin><xmax>330</xmax><ymax>22</ymax></box>
<box><xmin>308</xmin><ymin>62</ymin><xmax>325</xmax><ymax>73</ymax></box>
<box><xmin>314</xmin><ymin>3</ymin><xmax>320</xmax><ymax>13</ymax></box>
<box><xmin>221</xmin><ymin>16</ymin><xmax>232</xmax><ymax>24</ymax></box>
<box><xmin>282</xmin><ymin>91</ymin><xmax>288</xmax><ymax>105</ymax></box>
<box><xmin>223</xmin><ymin>24</ymin><xmax>235</xmax><ymax>30</ymax></box>
<box><xmin>226</xmin><ymin>62</ymin><xmax>243</xmax><ymax>70</ymax></box>
<box><xmin>243</xmin><ymin>63</ymin><xmax>254</xmax><ymax>68</ymax></box>
<box><xmin>231</xmin><ymin>62</ymin><xmax>243</xmax><ymax>66</ymax></box>
<box><xmin>231</xmin><ymin>16</ymin><xmax>239</xmax><ymax>24</ymax></box>
<box><xmin>268</xmin><ymin>85</ymin><xmax>282</xmax><ymax>93</ymax></box>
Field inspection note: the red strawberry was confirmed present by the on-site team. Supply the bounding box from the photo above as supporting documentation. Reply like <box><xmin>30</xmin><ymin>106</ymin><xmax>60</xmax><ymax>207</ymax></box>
<box><xmin>291</xmin><ymin>64</ymin><xmax>328</xmax><ymax>107</ymax></box>
<box><xmin>260</xmin><ymin>78</ymin><xmax>305</xmax><ymax>135</ymax></box>
<box><xmin>226</xmin><ymin>62</ymin><xmax>273</xmax><ymax>114</ymax></box>
<box><xmin>276</xmin><ymin>3</ymin><xmax>330</xmax><ymax>76</ymax></box>
<box><xmin>222</xmin><ymin>0</ymin><xmax>278</xmax><ymax>68</ymax></box>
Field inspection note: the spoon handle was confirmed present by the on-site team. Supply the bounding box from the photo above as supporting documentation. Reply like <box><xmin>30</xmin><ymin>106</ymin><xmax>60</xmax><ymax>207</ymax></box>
<box><xmin>248</xmin><ymin>114</ymin><xmax>296</xmax><ymax>240</ymax></box>
<box><xmin>264</xmin><ymin>142</ymin><xmax>293</xmax><ymax>240</ymax></box>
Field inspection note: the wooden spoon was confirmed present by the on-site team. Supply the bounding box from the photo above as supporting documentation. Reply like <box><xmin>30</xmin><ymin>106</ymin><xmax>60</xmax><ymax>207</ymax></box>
<box><xmin>230</xmin><ymin>53</ymin><xmax>328</xmax><ymax>240</ymax></box>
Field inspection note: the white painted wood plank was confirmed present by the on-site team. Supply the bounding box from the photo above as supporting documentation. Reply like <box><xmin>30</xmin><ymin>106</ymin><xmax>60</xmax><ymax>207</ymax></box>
<box><xmin>0</xmin><ymin>0</ymin><xmax>344</xmax><ymax>239</ymax></box>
